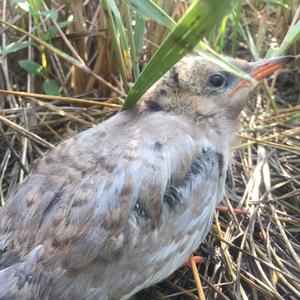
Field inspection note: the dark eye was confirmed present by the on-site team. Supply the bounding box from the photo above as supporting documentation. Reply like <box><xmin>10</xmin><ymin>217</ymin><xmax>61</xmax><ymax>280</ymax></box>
<box><xmin>208</xmin><ymin>74</ymin><xmax>225</xmax><ymax>87</ymax></box>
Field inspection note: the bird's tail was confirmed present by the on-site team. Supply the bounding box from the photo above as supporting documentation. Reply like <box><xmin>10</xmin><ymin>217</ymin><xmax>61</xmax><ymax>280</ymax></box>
<box><xmin>0</xmin><ymin>245</ymin><xmax>50</xmax><ymax>300</ymax></box>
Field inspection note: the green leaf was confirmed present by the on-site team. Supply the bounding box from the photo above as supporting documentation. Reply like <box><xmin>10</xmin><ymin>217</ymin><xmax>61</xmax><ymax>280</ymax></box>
<box><xmin>44</xmin><ymin>21</ymin><xmax>69</xmax><ymax>41</ymax></box>
<box><xmin>42</xmin><ymin>79</ymin><xmax>60</xmax><ymax>96</ymax></box>
<box><xmin>18</xmin><ymin>59</ymin><xmax>44</xmax><ymax>75</ymax></box>
<box><xmin>42</xmin><ymin>9</ymin><xmax>58</xmax><ymax>21</ymax></box>
<box><xmin>0</xmin><ymin>41</ymin><xmax>29</xmax><ymax>56</ymax></box>
<box><xmin>123</xmin><ymin>0</ymin><xmax>234</xmax><ymax>110</ymax></box>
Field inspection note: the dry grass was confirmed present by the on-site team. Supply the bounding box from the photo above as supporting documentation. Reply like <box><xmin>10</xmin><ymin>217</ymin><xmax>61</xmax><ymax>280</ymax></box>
<box><xmin>0</xmin><ymin>1</ymin><xmax>299</xmax><ymax>299</ymax></box>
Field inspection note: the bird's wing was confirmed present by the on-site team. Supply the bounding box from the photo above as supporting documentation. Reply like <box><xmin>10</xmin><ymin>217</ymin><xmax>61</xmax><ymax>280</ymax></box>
<box><xmin>0</xmin><ymin>245</ymin><xmax>52</xmax><ymax>300</ymax></box>
<box><xmin>0</xmin><ymin>112</ymin><xmax>223</xmax><ymax>271</ymax></box>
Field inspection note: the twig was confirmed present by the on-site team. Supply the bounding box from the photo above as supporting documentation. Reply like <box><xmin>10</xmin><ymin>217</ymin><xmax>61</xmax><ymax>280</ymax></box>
<box><xmin>189</xmin><ymin>254</ymin><xmax>206</xmax><ymax>300</ymax></box>
<box><xmin>0</xmin><ymin>114</ymin><xmax>54</xmax><ymax>150</ymax></box>
<box><xmin>0</xmin><ymin>89</ymin><xmax>122</xmax><ymax>108</ymax></box>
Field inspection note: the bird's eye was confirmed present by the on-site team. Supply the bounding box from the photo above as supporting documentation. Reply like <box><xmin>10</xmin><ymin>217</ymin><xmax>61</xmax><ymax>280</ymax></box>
<box><xmin>208</xmin><ymin>74</ymin><xmax>225</xmax><ymax>87</ymax></box>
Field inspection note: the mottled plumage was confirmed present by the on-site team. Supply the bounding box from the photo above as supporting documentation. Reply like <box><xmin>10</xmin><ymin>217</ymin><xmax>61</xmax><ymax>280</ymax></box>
<box><xmin>0</xmin><ymin>55</ymin><xmax>293</xmax><ymax>299</ymax></box>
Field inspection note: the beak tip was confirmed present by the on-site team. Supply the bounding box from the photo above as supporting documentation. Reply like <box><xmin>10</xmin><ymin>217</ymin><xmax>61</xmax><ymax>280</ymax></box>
<box><xmin>251</xmin><ymin>55</ymin><xmax>295</xmax><ymax>81</ymax></box>
<box><xmin>283</xmin><ymin>55</ymin><xmax>296</xmax><ymax>63</ymax></box>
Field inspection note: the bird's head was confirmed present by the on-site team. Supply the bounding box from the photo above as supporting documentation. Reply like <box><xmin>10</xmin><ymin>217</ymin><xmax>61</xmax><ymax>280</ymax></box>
<box><xmin>141</xmin><ymin>55</ymin><xmax>294</xmax><ymax>125</ymax></box>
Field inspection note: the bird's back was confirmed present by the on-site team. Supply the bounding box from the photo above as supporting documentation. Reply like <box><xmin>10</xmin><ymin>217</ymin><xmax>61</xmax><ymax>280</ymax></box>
<box><xmin>0</xmin><ymin>106</ymin><xmax>227</xmax><ymax>300</ymax></box>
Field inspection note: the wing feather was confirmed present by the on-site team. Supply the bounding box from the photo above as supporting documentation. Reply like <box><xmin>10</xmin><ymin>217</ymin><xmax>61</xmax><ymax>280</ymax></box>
<box><xmin>0</xmin><ymin>112</ymin><xmax>219</xmax><ymax>272</ymax></box>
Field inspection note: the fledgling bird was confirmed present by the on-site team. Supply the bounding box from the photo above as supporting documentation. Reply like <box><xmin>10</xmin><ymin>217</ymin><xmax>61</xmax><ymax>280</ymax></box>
<box><xmin>0</xmin><ymin>55</ymin><xmax>293</xmax><ymax>300</ymax></box>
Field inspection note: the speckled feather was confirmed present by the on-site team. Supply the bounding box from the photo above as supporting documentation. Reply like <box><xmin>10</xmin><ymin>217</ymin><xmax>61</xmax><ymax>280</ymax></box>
<box><xmin>0</xmin><ymin>55</ymin><xmax>257</xmax><ymax>300</ymax></box>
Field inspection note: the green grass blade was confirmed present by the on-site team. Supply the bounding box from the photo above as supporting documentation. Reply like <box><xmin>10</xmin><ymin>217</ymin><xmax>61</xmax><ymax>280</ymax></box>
<box><xmin>215</xmin><ymin>16</ymin><xmax>228</xmax><ymax>53</ymax></box>
<box><xmin>108</xmin><ymin>0</ymin><xmax>132</xmax><ymax>79</ymax></box>
<box><xmin>123</xmin><ymin>0</ymin><xmax>234</xmax><ymax>110</ymax></box>
<box><xmin>108</xmin><ymin>0</ymin><xmax>130</xmax><ymax>52</ymax></box>
<box><xmin>266</xmin><ymin>19</ymin><xmax>300</xmax><ymax>57</ymax></box>
<box><xmin>124</xmin><ymin>4</ymin><xmax>139</xmax><ymax>80</ymax></box>
<box><xmin>128</xmin><ymin>0</ymin><xmax>253</xmax><ymax>82</ymax></box>
<box><xmin>245</xmin><ymin>25</ymin><xmax>260</xmax><ymax>60</ymax></box>
<box><xmin>134</xmin><ymin>14</ymin><xmax>145</xmax><ymax>64</ymax></box>
<box><xmin>102</xmin><ymin>0</ymin><xmax>129</xmax><ymax>92</ymax></box>
<box><xmin>230</xmin><ymin>0</ymin><xmax>242</xmax><ymax>56</ymax></box>
<box><xmin>124</xmin><ymin>0</ymin><xmax>175</xmax><ymax>29</ymax></box>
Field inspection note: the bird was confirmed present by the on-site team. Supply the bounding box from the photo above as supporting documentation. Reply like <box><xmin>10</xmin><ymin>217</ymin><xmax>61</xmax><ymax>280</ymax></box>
<box><xmin>0</xmin><ymin>54</ymin><xmax>293</xmax><ymax>300</ymax></box>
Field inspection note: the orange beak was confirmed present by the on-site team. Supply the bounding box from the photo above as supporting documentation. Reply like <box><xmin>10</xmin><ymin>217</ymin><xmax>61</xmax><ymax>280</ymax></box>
<box><xmin>230</xmin><ymin>55</ymin><xmax>294</xmax><ymax>96</ymax></box>
<box><xmin>250</xmin><ymin>55</ymin><xmax>295</xmax><ymax>80</ymax></box>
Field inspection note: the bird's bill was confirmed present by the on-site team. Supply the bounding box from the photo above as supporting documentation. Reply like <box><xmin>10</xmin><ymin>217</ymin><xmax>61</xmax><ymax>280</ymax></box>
<box><xmin>250</xmin><ymin>55</ymin><xmax>295</xmax><ymax>80</ymax></box>
<box><xmin>229</xmin><ymin>55</ymin><xmax>294</xmax><ymax>96</ymax></box>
